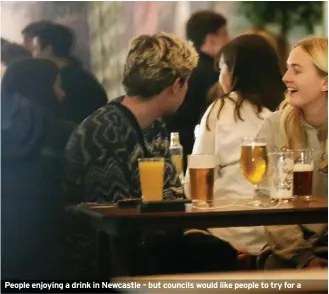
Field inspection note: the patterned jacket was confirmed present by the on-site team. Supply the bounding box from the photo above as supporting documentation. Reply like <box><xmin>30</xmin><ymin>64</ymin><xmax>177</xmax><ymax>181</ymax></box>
<box><xmin>64</xmin><ymin>98</ymin><xmax>184</xmax><ymax>204</ymax></box>
<box><xmin>63</xmin><ymin>98</ymin><xmax>184</xmax><ymax>278</ymax></box>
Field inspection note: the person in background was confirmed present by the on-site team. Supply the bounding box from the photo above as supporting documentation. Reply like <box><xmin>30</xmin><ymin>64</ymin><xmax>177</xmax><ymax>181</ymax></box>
<box><xmin>1</xmin><ymin>38</ymin><xmax>32</xmax><ymax>78</ymax></box>
<box><xmin>1</xmin><ymin>58</ymin><xmax>75</xmax><ymax>279</ymax></box>
<box><xmin>21</xmin><ymin>20</ymin><xmax>54</xmax><ymax>52</ymax></box>
<box><xmin>1</xmin><ymin>37</ymin><xmax>10</xmax><ymax>46</ymax></box>
<box><xmin>31</xmin><ymin>23</ymin><xmax>108</xmax><ymax>123</ymax></box>
<box><xmin>164</xmin><ymin>10</ymin><xmax>230</xmax><ymax>170</ymax></box>
<box><xmin>184</xmin><ymin>34</ymin><xmax>285</xmax><ymax>257</ymax></box>
<box><xmin>243</xmin><ymin>29</ymin><xmax>278</xmax><ymax>53</ymax></box>
<box><xmin>258</xmin><ymin>36</ymin><xmax>328</xmax><ymax>269</ymax></box>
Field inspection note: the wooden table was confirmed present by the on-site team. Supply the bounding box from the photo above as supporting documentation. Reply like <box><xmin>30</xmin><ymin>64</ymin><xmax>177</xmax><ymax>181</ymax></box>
<box><xmin>72</xmin><ymin>198</ymin><xmax>327</xmax><ymax>235</ymax></box>
<box><xmin>69</xmin><ymin>198</ymin><xmax>328</xmax><ymax>278</ymax></box>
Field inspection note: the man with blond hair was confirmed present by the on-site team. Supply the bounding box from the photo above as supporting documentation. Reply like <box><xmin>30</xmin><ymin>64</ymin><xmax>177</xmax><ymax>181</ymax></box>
<box><xmin>65</xmin><ymin>32</ymin><xmax>198</xmax><ymax>204</ymax></box>
<box><xmin>64</xmin><ymin>32</ymin><xmax>236</xmax><ymax>278</ymax></box>
<box><xmin>64</xmin><ymin>32</ymin><xmax>198</xmax><ymax>278</ymax></box>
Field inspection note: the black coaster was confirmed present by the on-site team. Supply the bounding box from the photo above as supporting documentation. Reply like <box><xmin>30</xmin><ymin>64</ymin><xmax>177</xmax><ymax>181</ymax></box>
<box><xmin>138</xmin><ymin>199</ymin><xmax>191</xmax><ymax>213</ymax></box>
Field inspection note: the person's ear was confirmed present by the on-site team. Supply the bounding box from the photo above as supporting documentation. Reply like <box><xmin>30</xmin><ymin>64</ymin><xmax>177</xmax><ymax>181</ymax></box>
<box><xmin>171</xmin><ymin>78</ymin><xmax>186</xmax><ymax>95</ymax></box>
<box><xmin>321</xmin><ymin>76</ymin><xmax>328</xmax><ymax>93</ymax></box>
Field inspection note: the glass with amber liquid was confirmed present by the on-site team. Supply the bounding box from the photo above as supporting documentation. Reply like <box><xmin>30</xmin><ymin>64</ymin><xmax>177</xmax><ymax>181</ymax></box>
<box><xmin>188</xmin><ymin>154</ymin><xmax>216</xmax><ymax>206</ymax></box>
<box><xmin>240</xmin><ymin>138</ymin><xmax>268</xmax><ymax>206</ymax></box>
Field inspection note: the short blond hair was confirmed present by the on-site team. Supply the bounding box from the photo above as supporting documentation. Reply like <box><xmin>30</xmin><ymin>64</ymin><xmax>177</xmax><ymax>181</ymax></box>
<box><xmin>122</xmin><ymin>32</ymin><xmax>198</xmax><ymax>99</ymax></box>
<box><xmin>280</xmin><ymin>36</ymin><xmax>328</xmax><ymax>149</ymax></box>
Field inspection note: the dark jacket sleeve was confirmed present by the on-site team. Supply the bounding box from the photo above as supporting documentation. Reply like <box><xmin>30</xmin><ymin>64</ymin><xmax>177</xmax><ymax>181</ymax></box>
<box><xmin>64</xmin><ymin>115</ymin><xmax>134</xmax><ymax>204</ymax></box>
<box><xmin>1</xmin><ymin>93</ymin><xmax>44</xmax><ymax>160</ymax></box>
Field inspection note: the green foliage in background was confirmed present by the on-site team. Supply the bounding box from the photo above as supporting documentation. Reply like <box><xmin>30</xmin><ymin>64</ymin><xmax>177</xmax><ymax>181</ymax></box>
<box><xmin>239</xmin><ymin>1</ymin><xmax>323</xmax><ymax>35</ymax></box>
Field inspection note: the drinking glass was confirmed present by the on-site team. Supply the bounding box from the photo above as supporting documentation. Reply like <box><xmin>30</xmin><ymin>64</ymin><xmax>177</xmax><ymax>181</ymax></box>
<box><xmin>240</xmin><ymin>138</ymin><xmax>268</xmax><ymax>206</ymax></box>
<box><xmin>268</xmin><ymin>151</ymin><xmax>294</xmax><ymax>202</ymax></box>
<box><xmin>138</xmin><ymin>158</ymin><xmax>164</xmax><ymax>202</ymax></box>
<box><xmin>293</xmin><ymin>149</ymin><xmax>313</xmax><ymax>201</ymax></box>
<box><xmin>188</xmin><ymin>154</ymin><xmax>216</xmax><ymax>207</ymax></box>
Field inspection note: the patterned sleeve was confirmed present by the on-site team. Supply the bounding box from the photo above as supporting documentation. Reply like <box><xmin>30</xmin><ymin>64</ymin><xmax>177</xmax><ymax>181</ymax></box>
<box><xmin>148</xmin><ymin>119</ymin><xmax>185</xmax><ymax>200</ymax></box>
<box><xmin>64</xmin><ymin>110</ymin><xmax>134</xmax><ymax>204</ymax></box>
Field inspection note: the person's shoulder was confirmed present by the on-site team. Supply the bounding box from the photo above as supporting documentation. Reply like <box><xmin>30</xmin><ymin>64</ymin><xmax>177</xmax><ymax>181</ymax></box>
<box><xmin>61</xmin><ymin>65</ymin><xmax>101</xmax><ymax>85</ymax></box>
<box><xmin>66</xmin><ymin>103</ymin><xmax>123</xmax><ymax>151</ymax></box>
<box><xmin>208</xmin><ymin>93</ymin><xmax>240</xmax><ymax>121</ymax></box>
<box><xmin>75</xmin><ymin>103</ymin><xmax>119</xmax><ymax>130</ymax></box>
<box><xmin>263</xmin><ymin>110</ymin><xmax>281</xmax><ymax>124</ymax></box>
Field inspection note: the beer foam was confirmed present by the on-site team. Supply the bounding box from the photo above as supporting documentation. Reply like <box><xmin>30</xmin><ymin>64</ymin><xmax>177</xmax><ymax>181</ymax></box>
<box><xmin>242</xmin><ymin>142</ymin><xmax>267</xmax><ymax>147</ymax></box>
<box><xmin>188</xmin><ymin>154</ymin><xmax>216</xmax><ymax>168</ymax></box>
<box><xmin>293</xmin><ymin>163</ymin><xmax>313</xmax><ymax>172</ymax></box>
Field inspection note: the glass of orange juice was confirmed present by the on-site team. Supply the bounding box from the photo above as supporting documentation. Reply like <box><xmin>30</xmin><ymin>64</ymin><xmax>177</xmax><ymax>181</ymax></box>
<box><xmin>138</xmin><ymin>158</ymin><xmax>165</xmax><ymax>202</ymax></box>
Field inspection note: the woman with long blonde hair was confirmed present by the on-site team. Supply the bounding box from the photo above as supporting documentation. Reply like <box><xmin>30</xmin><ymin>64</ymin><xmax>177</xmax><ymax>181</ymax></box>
<box><xmin>258</xmin><ymin>36</ymin><xmax>328</xmax><ymax>269</ymax></box>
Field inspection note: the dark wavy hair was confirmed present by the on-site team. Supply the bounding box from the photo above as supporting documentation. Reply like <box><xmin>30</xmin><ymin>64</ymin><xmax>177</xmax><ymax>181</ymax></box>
<box><xmin>1</xmin><ymin>58</ymin><xmax>61</xmax><ymax>117</ymax></box>
<box><xmin>206</xmin><ymin>34</ymin><xmax>286</xmax><ymax>130</ymax></box>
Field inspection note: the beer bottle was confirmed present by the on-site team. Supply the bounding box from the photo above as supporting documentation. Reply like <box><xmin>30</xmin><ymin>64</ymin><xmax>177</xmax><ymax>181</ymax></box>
<box><xmin>169</xmin><ymin>132</ymin><xmax>184</xmax><ymax>179</ymax></box>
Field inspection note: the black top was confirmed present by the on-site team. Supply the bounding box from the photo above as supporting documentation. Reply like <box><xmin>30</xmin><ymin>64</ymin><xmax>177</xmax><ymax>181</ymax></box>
<box><xmin>1</xmin><ymin>93</ymin><xmax>75</xmax><ymax>279</ymax></box>
<box><xmin>164</xmin><ymin>51</ymin><xmax>218</xmax><ymax>133</ymax></box>
<box><xmin>60</xmin><ymin>64</ymin><xmax>108</xmax><ymax>124</ymax></box>
<box><xmin>164</xmin><ymin>51</ymin><xmax>218</xmax><ymax>169</ymax></box>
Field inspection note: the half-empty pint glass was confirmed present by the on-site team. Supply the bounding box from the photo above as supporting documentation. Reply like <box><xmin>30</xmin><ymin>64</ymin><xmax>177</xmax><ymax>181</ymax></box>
<box><xmin>268</xmin><ymin>151</ymin><xmax>294</xmax><ymax>201</ymax></box>
<box><xmin>138</xmin><ymin>158</ymin><xmax>164</xmax><ymax>202</ymax></box>
<box><xmin>188</xmin><ymin>154</ymin><xmax>216</xmax><ymax>205</ymax></box>
<box><xmin>293</xmin><ymin>149</ymin><xmax>313</xmax><ymax>200</ymax></box>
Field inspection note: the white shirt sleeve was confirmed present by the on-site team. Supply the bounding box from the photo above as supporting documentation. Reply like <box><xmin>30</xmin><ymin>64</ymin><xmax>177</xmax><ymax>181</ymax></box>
<box><xmin>184</xmin><ymin>102</ymin><xmax>218</xmax><ymax>198</ymax></box>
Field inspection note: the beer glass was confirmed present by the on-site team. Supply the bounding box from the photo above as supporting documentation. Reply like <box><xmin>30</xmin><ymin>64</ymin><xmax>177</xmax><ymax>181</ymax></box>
<box><xmin>293</xmin><ymin>149</ymin><xmax>313</xmax><ymax>200</ymax></box>
<box><xmin>138</xmin><ymin>158</ymin><xmax>165</xmax><ymax>202</ymax></box>
<box><xmin>240</xmin><ymin>138</ymin><xmax>268</xmax><ymax>206</ymax></box>
<box><xmin>268</xmin><ymin>151</ymin><xmax>294</xmax><ymax>202</ymax></box>
<box><xmin>188</xmin><ymin>154</ymin><xmax>216</xmax><ymax>206</ymax></box>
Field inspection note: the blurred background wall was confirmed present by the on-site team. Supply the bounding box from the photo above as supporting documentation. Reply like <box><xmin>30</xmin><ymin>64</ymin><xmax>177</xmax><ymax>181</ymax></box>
<box><xmin>1</xmin><ymin>1</ymin><xmax>327</xmax><ymax>99</ymax></box>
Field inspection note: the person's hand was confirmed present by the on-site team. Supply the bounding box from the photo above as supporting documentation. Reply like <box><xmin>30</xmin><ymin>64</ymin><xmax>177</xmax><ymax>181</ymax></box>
<box><xmin>305</xmin><ymin>257</ymin><xmax>328</xmax><ymax>268</ymax></box>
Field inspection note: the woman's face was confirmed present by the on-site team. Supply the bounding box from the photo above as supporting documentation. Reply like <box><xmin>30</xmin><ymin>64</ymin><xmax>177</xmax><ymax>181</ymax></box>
<box><xmin>53</xmin><ymin>75</ymin><xmax>65</xmax><ymax>102</ymax></box>
<box><xmin>282</xmin><ymin>46</ymin><xmax>328</xmax><ymax>110</ymax></box>
<box><xmin>218</xmin><ymin>56</ymin><xmax>232</xmax><ymax>94</ymax></box>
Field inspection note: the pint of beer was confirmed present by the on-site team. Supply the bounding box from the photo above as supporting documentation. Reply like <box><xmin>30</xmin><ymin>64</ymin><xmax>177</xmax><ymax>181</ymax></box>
<box><xmin>293</xmin><ymin>149</ymin><xmax>313</xmax><ymax>199</ymax></box>
<box><xmin>293</xmin><ymin>164</ymin><xmax>313</xmax><ymax>197</ymax></box>
<box><xmin>138</xmin><ymin>158</ymin><xmax>164</xmax><ymax>202</ymax></box>
<box><xmin>188</xmin><ymin>154</ymin><xmax>216</xmax><ymax>205</ymax></box>
<box><xmin>240</xmin><ymin>140</ymin><xmax>268</xmax><ymax>185</ymax></box>
<box><xmin>293</xmin><ymin>148</ymin><xmax>313</xmax><ymax>200</ymax></box>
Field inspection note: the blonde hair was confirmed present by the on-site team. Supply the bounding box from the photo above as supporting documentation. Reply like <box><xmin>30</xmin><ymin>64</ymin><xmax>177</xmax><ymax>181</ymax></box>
<box><xmin>122</xmin><ymin>32</ymin><xmax>198</xmax><ymax>99</ymax></box>
<box><xmin>279</xmin><ymin>36</ymin><xmax>328</xmax><ymax>149</ymax></box>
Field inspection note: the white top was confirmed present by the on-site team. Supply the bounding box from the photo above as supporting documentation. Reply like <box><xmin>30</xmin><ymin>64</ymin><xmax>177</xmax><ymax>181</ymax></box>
<box><xmin>184</xmin><ymin>92</ymin><xmax>272</xmax><ymax>254</ymax></box>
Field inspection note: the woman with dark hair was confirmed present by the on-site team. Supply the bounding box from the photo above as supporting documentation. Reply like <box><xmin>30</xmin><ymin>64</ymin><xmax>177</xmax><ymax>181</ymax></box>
<box><xmin>184</xmin><ymin>34</ymin><xmax>286</xmax><ymax>256</ymax></box>
<box><xmin>1</xmin><ymin>58</ymin><xmax>75</xmax><ymax>279</ymax></box>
